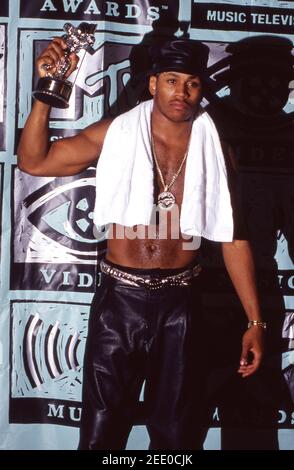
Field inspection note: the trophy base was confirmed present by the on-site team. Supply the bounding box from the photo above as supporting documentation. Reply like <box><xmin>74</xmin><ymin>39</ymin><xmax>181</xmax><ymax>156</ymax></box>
<box><xmin>33</xmin><ymin>77</ymin><xmax>73</xmax><ymax>108</ymax></box>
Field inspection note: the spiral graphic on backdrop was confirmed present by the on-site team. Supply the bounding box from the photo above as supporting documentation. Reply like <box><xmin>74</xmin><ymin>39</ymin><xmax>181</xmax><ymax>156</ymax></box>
<box><xmin>23</xmin><ymin>314</ymin><xmax>81</xmax><ymax>390</ymax></box>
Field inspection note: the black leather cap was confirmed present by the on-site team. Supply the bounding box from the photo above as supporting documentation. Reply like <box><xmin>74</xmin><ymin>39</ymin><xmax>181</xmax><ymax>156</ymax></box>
<box><xmin>147</xmin><ymin>38</ymin><xmax>209</xmax><ymax>77</ymax></box>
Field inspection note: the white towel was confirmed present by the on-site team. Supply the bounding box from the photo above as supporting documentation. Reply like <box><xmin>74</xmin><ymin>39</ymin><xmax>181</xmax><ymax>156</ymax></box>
<box><xmin>94</xmin><ymin>99</ymin><xmax>233</xmax><ymax>242</ymax></box>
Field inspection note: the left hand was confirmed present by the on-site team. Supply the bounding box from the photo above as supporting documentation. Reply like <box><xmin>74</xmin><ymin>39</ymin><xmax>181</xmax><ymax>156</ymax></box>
<box><xmin>238</xmin><ymin>326</ymin><xmax>265</xmax><ymax>378</ymax></box>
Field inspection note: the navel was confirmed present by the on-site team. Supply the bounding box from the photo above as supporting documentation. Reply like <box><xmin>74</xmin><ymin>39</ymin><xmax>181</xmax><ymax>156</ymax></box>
<box><xmin>148</xmin><ymin>244</ymin><xmax>157</xmax><ymax>253</ymax></box>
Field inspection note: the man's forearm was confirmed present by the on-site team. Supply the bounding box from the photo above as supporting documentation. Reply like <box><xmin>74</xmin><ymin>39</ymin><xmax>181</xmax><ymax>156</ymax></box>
<box><xmin>17</xmin><ymin>100</ymin><xmax>51</xmax><ymax>174</ymax></box>
<box><xmin>222</xmin><ymin>240</ymin><xmax>262</xmax><ymax>321</ymax></box>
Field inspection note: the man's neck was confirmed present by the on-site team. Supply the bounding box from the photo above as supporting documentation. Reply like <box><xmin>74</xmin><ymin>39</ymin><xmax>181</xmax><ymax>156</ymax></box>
<box><xmin>151</xmin><ymin>115</ymin><xmax>193</xmax><ymax>146</ymax></box>
<box><xmin>151</xmin><ymin>107</ymin><xmax>195</xmax><ymax>143</ymax></box>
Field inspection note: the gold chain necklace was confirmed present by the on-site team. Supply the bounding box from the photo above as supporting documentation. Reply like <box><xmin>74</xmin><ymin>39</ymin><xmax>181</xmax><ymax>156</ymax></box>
<box><xmin>151</xmin><ymin>132</ymin><xmax>190</xmax><ymax>210</ymax></box>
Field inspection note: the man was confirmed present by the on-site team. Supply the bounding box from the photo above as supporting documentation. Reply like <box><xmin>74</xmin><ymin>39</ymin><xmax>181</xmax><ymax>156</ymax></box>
<box><xmin>17</xmin><ymin>36</ymin><xmax>265</xmax><ymax>450</ymax></box>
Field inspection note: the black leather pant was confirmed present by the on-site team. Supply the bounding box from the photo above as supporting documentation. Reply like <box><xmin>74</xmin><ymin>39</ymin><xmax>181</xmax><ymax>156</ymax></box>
<box><xmin>78</xmin><ymin>263</ymin><xmax>206</xmax><ymax>450</ymax></box>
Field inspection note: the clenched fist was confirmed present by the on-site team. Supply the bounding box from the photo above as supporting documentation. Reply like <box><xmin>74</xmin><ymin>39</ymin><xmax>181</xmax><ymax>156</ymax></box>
<box><xmin>36</xmin><ymin>37</ymin><xmax>79</xmax><ymax>78</ymax></box>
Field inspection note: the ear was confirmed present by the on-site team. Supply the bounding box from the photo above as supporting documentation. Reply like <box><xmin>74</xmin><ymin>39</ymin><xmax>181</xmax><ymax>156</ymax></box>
<box><xmin>149</xmin><ymin>75</ymin><xmax>157</xmax><ymax>96</ymax></box>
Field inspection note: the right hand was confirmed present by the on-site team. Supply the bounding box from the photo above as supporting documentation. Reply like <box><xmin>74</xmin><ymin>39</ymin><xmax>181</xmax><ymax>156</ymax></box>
<box><xmin>36</xmin><ymin>37</ymin><xmax>79</xmax><ymax>79</ymax></box>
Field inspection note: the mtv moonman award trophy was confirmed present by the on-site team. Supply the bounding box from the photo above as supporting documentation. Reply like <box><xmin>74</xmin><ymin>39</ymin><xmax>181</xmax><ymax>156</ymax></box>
<box><xmin>33</xmin><ymin>22</ymin><xmax>96</xmax><ymax>109</ymax></box>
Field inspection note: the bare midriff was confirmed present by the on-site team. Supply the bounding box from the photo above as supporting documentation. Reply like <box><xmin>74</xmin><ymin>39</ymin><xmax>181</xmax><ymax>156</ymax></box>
<box><xmin>106</xmin><ymin>228</ymin><xmax>199</xmax><ymax>268</ymax></box>
<box><xmin>105</xmin><ymin>200</ymin><xmax>200</xmax><ymax>269</ymax></box>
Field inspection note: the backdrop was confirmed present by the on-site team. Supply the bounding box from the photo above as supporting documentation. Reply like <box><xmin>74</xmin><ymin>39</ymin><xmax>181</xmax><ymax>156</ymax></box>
<box><xmin>0</xmin><ymin>0</ymin><xmax>294</xmax><ymax>450</ymax></box>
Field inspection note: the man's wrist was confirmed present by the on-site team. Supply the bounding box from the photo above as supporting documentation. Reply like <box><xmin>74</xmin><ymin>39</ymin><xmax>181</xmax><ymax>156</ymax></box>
<box><xmin>247</xmin><ymin>320</ymin><xmax>267</xmax><ymax>330</ymax></box>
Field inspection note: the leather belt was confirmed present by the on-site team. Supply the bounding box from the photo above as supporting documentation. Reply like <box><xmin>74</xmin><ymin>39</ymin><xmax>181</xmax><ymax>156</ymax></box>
<box><xmin>100</xmin><ymin>260</ymin><xmax>202</xmax><ymax>290</ymax></box>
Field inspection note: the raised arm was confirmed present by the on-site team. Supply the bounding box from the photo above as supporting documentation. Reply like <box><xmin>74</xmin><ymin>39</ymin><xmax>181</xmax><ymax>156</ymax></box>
<box><xmin>17</xmin><ymin>37</ymin><xmax>112</xmax><ymax>177</ymax></box>
<box><xmin>222</xmin><ymin>240</ymin><xmax>265</xmax><ymax>378</ymax></box>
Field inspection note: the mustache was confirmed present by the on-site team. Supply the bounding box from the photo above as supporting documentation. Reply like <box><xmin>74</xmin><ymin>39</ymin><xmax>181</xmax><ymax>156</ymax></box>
<box><xmin>169</xmin><ymin>98</ymin><xmax>191</xmax><ymax>107</ymax></box>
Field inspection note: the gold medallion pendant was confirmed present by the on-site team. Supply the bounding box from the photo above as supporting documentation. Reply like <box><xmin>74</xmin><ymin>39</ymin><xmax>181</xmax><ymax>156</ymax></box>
<box><xmin>157</xmin><ymin>191</ymin><xmax>176</xmax><ymax>210</ymax></box>
<box><xmin>151</xmin><ymin>126</ymin><xmax>191</xmax><ymax>212</ymax></box>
